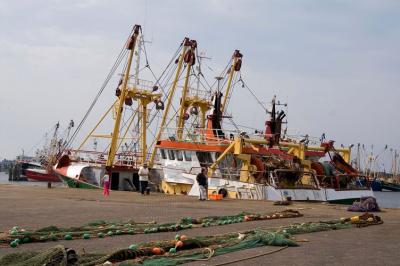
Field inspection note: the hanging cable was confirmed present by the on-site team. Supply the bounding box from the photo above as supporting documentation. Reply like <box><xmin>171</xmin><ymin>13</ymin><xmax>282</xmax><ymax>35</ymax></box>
<box><xmin>240</xmin><ymin>75</ymin><xmax>267</xmax><ymax>112</ymax></box>
<box><xmin>64</xmin><ymin>28</ymin><xmax>136</xmax><ymax>152</ymax></box>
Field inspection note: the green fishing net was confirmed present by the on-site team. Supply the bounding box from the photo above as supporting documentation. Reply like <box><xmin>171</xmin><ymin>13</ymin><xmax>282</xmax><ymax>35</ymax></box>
<box><xmin>0</xmin><ymin>215</ymin><xmax>381</xmax><ymax>266</ymax></box>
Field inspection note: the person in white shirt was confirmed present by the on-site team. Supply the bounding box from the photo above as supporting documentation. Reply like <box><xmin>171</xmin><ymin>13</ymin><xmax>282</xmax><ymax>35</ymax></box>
<box><xmin>138</xmin><ymin>163</ymin><xmax>149</xmax><ymax>195</ymax></box>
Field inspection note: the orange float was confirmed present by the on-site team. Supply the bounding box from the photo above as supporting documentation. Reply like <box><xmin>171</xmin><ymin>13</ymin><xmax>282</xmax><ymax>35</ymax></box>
<box><xmin>175</xmin><ymin>240</ymin><xmax>184</xmax><ymax>248</ymax></box>
<box><xmin>152</xmin><ymin>247</ymin><xmax>163</xmax><ymax>255</ymax></box>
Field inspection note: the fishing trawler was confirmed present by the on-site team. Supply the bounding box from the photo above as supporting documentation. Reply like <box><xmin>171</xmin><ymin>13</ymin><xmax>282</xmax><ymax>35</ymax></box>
<box><xmin>14</xmin><ymin>122</ymin><xmax>74</xmax><ymax>183</ymax></box>
<box><xmin>54</xmin><ymin>25</ymin><xmax>163</xmax><ymax>190</ymax></box>
<box><xmin>145</xmin><ymin>45</ymin><xmax>373</xmax><ymax>203</ymax></box>
<box><xmin>26</xmin><ymin>121</ymin><xmax>76</xmax><ymax>183</ymax></box>
<box><xmin>25</xmin><ymin>168</ymin><xmax>59</xmax><ymax>182</ymax></box>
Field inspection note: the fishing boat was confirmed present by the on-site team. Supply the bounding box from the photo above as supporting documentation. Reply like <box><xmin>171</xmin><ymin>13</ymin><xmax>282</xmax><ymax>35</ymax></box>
<box><xmin>11</xmin><ymin>160</ymin><xmax>38</xmax><ymax>181</ymax></box>
<box><xmin>371</xmin><ymin>178</ymin><xmax>400</xmax><ymax>192</ymax></box>
<box><xmin>25</xmin><ymin>121</ymin><xmax>76</xmax><ymax>183</ymax></box>
<box><xmin>55</xmin><ymin>151</ymin><xmax>145</xmax><ymax>190</ymax></box>
<box><xmin>25</xmin><ymin>168</ymin><xmax>59</xmax><ymax>182</ymax></box>
<box><xmin>145</xmin><ymin>46</ymin><xmax>374</xmax><ymax>203</ymax></box>
<box><xmin>54</xmin><ymin>25</ymin><xmax>163</xmax><ymax>190</ymax></box>
<box><xmin>369</xmin><ymin>150</ymin><xmax>400</xmax><ymax>192</ymax></box>
<box><xmin>154</xmin><ymin>128</ymin><xmax>373</xmax><ymax>203</ymax></box>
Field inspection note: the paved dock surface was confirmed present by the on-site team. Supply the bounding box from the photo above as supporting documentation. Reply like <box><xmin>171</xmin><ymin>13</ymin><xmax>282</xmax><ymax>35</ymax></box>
<box><xmin>0</xmin><ymin>184</ymin><xmax>399</xmax><ymax>265</ymax></box>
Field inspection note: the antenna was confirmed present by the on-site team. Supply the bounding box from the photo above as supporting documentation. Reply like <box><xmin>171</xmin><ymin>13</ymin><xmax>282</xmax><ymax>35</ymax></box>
<box><xmin>133</xmin><ymin>35</ymin><xmax>152</xmax><ymax>85</ymax></box>
<box><xmin>215</xmin><ymin>76</ymin><xmax>223</xmax><ymax>92</ymax></box>
<box><xmin>195</xmin><ymin>51</ymin><xmax>211</xmax><ymax>95</ymax></box>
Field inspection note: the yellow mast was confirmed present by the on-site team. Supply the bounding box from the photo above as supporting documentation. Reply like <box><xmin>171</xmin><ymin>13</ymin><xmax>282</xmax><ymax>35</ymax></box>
<box><xmin>106</xmin><ymin>25</ymin><xmax>141</xmax><ymax>168</ymax></box>
<box><xmin>148</xmin><ymin>38</ymin><xmax>191</xmax><ymax>167</ymax></box>
<box><xmin>176</xmin><ymin>40</ymin><xmax>197</xmax><ymax>140</ymax></box>
<box><xmin>220</xmin><ymin>50</ymin><xmax>242</xmax><ymax>114</ymax></box>
<box><xmin>77</xmin><ymin>100</ymin><xmax>117</xmax><ymax>151</ymax></box>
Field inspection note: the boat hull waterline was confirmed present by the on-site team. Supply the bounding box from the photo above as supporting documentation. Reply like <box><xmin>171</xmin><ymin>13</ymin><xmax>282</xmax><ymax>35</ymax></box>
<box><xmin>162</xmin><ymin>169</ymin><xmax>375</xmax><ymax>204</ymax></box>
<box><xmin>25</xmin><ymin>168</ymin><xmax>60</xmax><ymax>182</ymax></box>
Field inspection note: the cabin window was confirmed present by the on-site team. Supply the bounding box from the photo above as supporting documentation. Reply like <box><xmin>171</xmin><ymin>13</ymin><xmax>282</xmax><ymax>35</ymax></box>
<box><xmin>160</xmin><ymin>149</ymin><xmax>167</xmax><ymax>160</ymax></box>
<box><xmin>167</xmin><ymin>149</ymin><xmax>175</xmax><ymax>160</ymax></box>
<box><xmin>196</xmin><ymin>151</ymin><xmax>213</xmax><ymax>167</ymax></box>
<box><xmin>184</xmin><ymin>150</ymin><xmax>192</xmax><ymax>161</ymax></box>
<box><xmin>176</xmin><ymin>150</ymin><xmax>183</xmax><ymax>161</ymax></box>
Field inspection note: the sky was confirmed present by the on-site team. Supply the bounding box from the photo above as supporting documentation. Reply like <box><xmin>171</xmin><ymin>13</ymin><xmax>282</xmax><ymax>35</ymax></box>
<box><xmin>0</xmin><ymin>0</ymin><xmax>399</xmax><ymax>171</ymax></box>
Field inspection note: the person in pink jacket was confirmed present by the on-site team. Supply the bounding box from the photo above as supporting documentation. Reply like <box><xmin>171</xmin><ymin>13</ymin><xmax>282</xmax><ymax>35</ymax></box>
<box><xmin>102</xmin><ymin>173</ymin><xmax>110</xmax><ymax>196</ymax></box>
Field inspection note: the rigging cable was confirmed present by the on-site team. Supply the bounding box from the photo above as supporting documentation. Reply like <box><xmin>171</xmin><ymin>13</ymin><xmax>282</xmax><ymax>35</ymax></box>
<box><xmin>64</xmin><ymin>28</ymin><xmax>136</xmax><ymax>152</ymax></box>
<box><xmin>239</xmin><ymin>75</ymin><xmax>267</xmax><ymax>112</ymax></box>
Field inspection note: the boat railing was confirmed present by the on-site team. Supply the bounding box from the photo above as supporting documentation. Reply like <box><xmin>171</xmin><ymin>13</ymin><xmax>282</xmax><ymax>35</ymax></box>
<box><xmin>335</xmin><ymin>174</ymin><xmax>370</xmax><ymax>190</ymax></box>
<box><xmin>284</xmin><ymin>134</ymin><xmax>322</xmax><ymax>146</ymax></box>
<box><xmin>127</xmin><ymin>78</ymin><xmax>155</xmax><ymax>91</ymax></box>
<box><xmin>158</xmin><ymin>127</ymin><xmax>267</xmax><ymax>146</ymax></box>
<box><xmin>184</xmin><ymin>86</ymin><xmax>212</xmax><ymax>100</ymax></box>
<box><xmin>183</xmin><ymin>165</ymin><xmax>270</xmax><ymax>185</ymax></box>
<box><xmin>185</xmin><ymin>165</ymin><xmax>263</xmax><ymax>182</ymax></box>
<box><xmin>66</xmin><ymin>149</ymin><xmax>157</xmax><ymax>168</ymax></box>
<box><xmin>316</xmin><ymin>174</ymin><xmax>370</xmax><ymax>190</ymax></box>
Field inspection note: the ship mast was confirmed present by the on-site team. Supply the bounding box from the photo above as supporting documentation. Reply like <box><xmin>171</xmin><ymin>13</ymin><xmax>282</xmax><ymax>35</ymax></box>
<box><xmin>148</xmin><ymin>38</ymin><xmax>191</xmax><ymax>167</ymax></box>
<box><xmin>105</xmin><ymin>25</ymin><xmax>161</xmax><ymax>168</ymax></box>
<box><xmin>204</xmin><ymin>50</ymin><xmax>243</xmax><ymax>140</ymax></box>
<box><xmin>220</xmin><ymin>50</ymin><xmax>242</xmax><ymax>115</ymax></box>
<box><xmin>106</xmin><ymin>25</ymin><xmax>141</xmax><ymax>168</ymax></box>
<box><xmin>392</xmin><ymin>150</ymin><xmax>398</xmax><ymax>180</ymax></box>
<box><xmin>176</xmin><ymin>39</ymin><xmax>197</xmax><ymax>140</ymax></box>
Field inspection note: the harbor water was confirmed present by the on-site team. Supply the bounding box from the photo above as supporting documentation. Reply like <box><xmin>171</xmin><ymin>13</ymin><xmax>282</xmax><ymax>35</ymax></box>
<box><xmin>0</xmin><ymin>171</ymin><xmax>399</xmax><ymax>208</ymax></box>
<box><xmin>0</xmin><ymin>171</ymin><xmax>65</xmax><ymax>188</ymax></box>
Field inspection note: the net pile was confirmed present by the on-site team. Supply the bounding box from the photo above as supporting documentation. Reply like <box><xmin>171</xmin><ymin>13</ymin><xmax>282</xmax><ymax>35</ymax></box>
<box><xmin>0</xmin><ymin>213</ymin><xmax>383</xmax><ymax>266</ymax></box>
<box><xmin>0</xmin><ymin>245</ymin><xmax>69</xmax><ymax>266</ymax></box>
<box><xmin>0</xmin><ymin>210</ymin><xmax>302</xmax><ymax>247</ymax></box>
<box><xmin>347</xmin><ymin>196</ymin><xmax>381</xmax><ymax>212</ymax></box>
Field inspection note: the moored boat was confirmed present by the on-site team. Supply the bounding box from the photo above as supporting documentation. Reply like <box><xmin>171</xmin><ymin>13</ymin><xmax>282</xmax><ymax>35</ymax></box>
<box><xmin>54</xmin><ymin>158</ymin><xmax>103</xmax><ymax>189</ymax></box>
<box><xmin>54</xmin><ymin>25</ymin><xmax>164</xmax><ymax>190</ymax></box>
<box><xmin>25</xmin><ymin>168</ymin><xmax>60</xmax><ymax>182</ymax></box>
<box><xmin>54</xmin><ymin>152</ymin><xmax>144</xmax><ymax>190</ymax></box>
<box><xmin>146</xmin><ymin>47</ymin><xmax>374</xmax><ymax>204</ymax></box>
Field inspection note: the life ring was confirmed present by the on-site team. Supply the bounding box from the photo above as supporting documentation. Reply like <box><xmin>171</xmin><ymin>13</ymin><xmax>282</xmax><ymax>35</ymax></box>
<box><xmin>250</xmin><ymin>156</ymin><xmax>265</xmax><ymax>180</ymax></box>
<box><xmin>218</xmin><ymin>188</ymin><xmax>228</xmax><ymax>198</ymax></box>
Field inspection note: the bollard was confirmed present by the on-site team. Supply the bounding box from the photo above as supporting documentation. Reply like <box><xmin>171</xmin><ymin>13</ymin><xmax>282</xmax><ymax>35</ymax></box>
<box><xmin>47</xmin><ymin>182</ymin><xmax>52</xmax><ymax>188</ymax></box>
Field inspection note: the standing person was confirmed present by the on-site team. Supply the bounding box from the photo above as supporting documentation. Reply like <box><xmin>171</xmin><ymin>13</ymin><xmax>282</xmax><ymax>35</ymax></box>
<box><xmin>138</xmin><ymin>163</ymin><xmax>149</xmax><ymax>195</ymax></box>
<box><xmin>102</xmin><ymin>172</ymin><xmax>110</xmax><ymax>197</ymax></box>
<box><xmin>196</xmin><ymin>168</ymin><xmax>208</xmax><ymax>201</ymax></box>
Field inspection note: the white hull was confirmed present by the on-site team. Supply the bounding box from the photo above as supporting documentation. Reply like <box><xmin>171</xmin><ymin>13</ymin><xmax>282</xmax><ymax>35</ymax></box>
<box><xmin>163</xmin><ymin>168</ymin><xmax>374</xmax><ymax>203</ymax></box>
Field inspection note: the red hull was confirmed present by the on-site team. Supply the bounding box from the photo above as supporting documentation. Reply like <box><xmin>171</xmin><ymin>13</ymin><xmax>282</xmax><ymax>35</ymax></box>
<box><xmin>25</xmin><ymin>169</ymin><xmax>60</xmax><ymax>182</ymax></box>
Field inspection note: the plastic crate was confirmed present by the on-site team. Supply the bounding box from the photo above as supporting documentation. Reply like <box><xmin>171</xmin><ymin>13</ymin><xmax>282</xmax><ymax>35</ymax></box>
<box><xmin>208</xmin><ymin>194</ymin><xmax>223</xmax><ymax>200</ymax></box>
